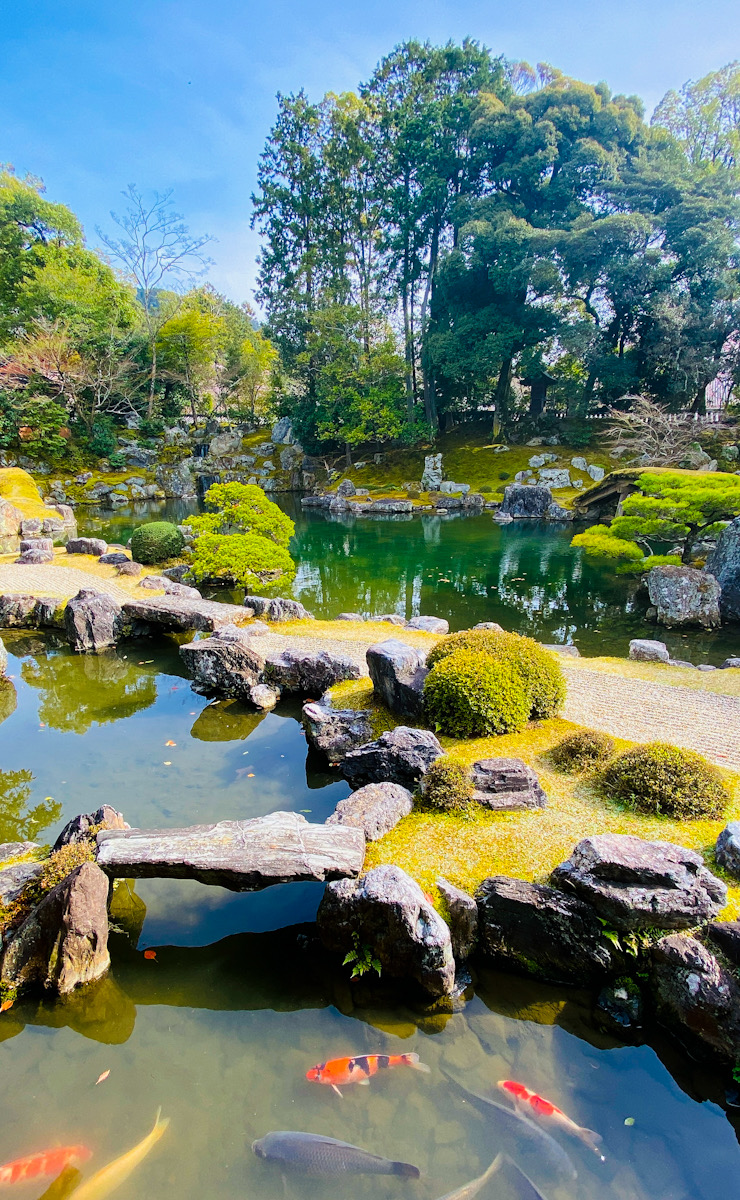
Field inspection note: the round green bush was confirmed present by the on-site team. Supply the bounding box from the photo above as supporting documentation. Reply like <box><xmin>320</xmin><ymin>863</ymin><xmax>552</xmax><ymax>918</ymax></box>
<box><xmin>421</xmin><ymin>757</ymin><xmax>474</xmax><ymax>813</ymax></box>
<box><xmin>423</xmin><ymin>651</ymin><xmax>530</xmax><ymax>738</ymax></box>
<box><xmin>550</xmin><ymin>729</ymin><xmax>614</xmax><ymax>772</ymax></box>
<box><xmin>479</xmin><ymin>484</ymin><xmax>493</xmax><ymax>494</ymax></box>
<box><xmin>130</xmin><ymin>521</ymin><xmax>185</xmax><ymax>565</ymax></box>
<box><xmin>498</xmin><ymin>471</ymin><xmax>510</xmax><ymax>480</ymax></box>
<box><xmin>600</xmin><ymin>742</ymin><xmax>729</xmax><ymax>819</ymax></box>
<box><xmin>427</xmin><ymin>629</ymin><xmax>566</xmax><ymax>720</ymax></box>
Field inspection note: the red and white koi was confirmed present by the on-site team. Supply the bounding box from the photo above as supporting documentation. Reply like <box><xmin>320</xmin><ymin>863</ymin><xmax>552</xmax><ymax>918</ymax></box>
<box><xmin>498</xmin><ymin>1080</ymin><xmax>605</xmax><ymax>1160</ymax></box>
<box><xmin>0</xmin><ymin>1146</ymin><xmax>91</xmax><ymax>1186</ymax></box>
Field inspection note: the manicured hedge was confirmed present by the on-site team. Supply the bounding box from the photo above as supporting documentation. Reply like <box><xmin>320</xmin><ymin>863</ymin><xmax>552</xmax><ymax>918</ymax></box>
<box><xmin>130</xmin><ymin>521</ymin><xmax>184</xmax><ymax>565</ymax></box>
<box><xmin>423</xmin><ymin>650</ymin><xmax>530</xmax><ymax>738</ymax></box>
<box><xmin>427</xmin><ymin>628</ymin><xmax>565</xmax><ymax>719</ymax></box>
<box><xmin>601</xmin><ymin>742</ymin><xmax>729</xmax><ymax>819</ymax></box>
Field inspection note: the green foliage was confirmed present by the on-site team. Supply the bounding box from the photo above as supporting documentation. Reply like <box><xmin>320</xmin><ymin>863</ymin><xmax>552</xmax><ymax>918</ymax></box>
<box><xmin>601</xmin><ymin>742</ymin><xmax>730</xmax><ymax>819</ymax></box>
<box><xmin>107</xmin><ymin>451</ymin><xmax>126</xmax><ymax>470</ymax></box>
<box><xmin>423</xmin><ymin>650</ymin><xmax>530</xmax><ymax>738</ymax></box>
<box><xmin>130</xmin><ymin>521</ymin><xmax>185</xmax><ymax>565</ymax></box>
<box><xmin>139</xmin><ymin>417</ymin><xmax>164</xmax><ymax>439</ymax></box>
<box><xmin>421</xmin><ymin>757</ymin><xmax>474</xmax><ymax>813</ymax></box>
<box><xmin>0</xmin><ymin>395</ymin><xmax>70</xmax><ymax>461</ymax></box>
<box><xmin>427</xmin><ymin>628</ymin><xmax>566</xmax><ymax>719</ymax></box>
<box><xmin>88</xmin><ymin>417</ymin><xmax>117</xmax><ymax>458</ymax></box>
<box><xmin>191</xmin><ymin>482</ymin><xmax>294</xmax><ymax>547</ymax></box>
<box><xmin>611</xmin><ymin>471</ymin><xmax>740</xmax><ymax>563</ymax></box>
<box><xmin>343</xmin><ymin>931</ymin><xmax>382</xmax><ymax>979</ymax></box>
<box><xmin>190</xmin><ymin>532</ymin><xmax>295</xmax><ymax>589</ymax></box>
<box><xmin>550</xmin><ymin>729</ymin><xmax>615</xmax><ymax>772</ymax></box>
<box><xmin>571</xmin><ymin>524</ymin><xmax>646</xmax><ymax>565</ymax></box>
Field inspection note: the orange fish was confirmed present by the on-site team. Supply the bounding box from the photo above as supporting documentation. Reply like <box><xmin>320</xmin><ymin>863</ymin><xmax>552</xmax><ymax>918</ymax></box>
<box><xmin>0</xmin><ymin>1146</ymin><xmax>91</xmax><ymax>1186</ymax></box>
<box><xmin>498</xmin><ymin>1080</ymin><xmax>605</xmax><ymax>1160</ymax></box>
<box><xmin>143</xmin><ymin>950</ymin><xmax>157</xmax><ymax>961</ymax></box>
<box><xmin>307</xmin><ymin>1053</ymin><xmax>430</xmax><ymax>1097</ymax></box>
<box><xmin>0</xmin><ymin>1000</ymin><xmax>13</xmax><ymax>1014</ymax></box>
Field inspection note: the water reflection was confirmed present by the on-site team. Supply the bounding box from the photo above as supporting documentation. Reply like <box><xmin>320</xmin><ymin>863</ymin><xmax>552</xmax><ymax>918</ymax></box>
<box><xmin>0</xmin><ymin>767</ymin><xmax>60</xmax><ymax>843</ymax></box>
<box><xmin>20</xmin><ymin>650</ymin><xmax>158</xmax><ymax>734</ymax></box>
<box><xmin>190</xmin><ymin>700</ymin><xmax>266</xmax><ymax>742</ymax></box>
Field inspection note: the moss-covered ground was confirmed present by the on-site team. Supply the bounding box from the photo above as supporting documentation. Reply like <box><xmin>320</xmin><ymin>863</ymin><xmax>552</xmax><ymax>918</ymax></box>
<box><xmin>0</xmin><ymin>467</ymin><xmax>63</xmax><ymax>520</ymax></box>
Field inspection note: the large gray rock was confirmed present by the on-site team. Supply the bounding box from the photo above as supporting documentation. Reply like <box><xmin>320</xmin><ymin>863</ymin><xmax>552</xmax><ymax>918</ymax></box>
<box><xmin>552</xmin><ymin>834</ymin><xmax>727</xmax><ymax>931</ymax></box>
<box><xmin>264</xmin><ymin>648</ymin><xmax>360</xmax><ymax>694</ymax></box>
<box><xmin>715</xmin><ymin>822</ymin><xmax>740</xmax><ymax>878</ymax></box>
<box><xmin>155</xmin><ymin>458</ymin><xmax>197</xmax><ymax>498</ymax></box>
<box><xmin>52</xmin><ymin>805</ymin><xmax>128</xmax><ymax>853</ymax></box>
<box><xmin>720</xmin><ymin>657</ymin><xmax>740</xmax><ymax>669</ymax></box>
<box><xmin>439</xmin><ymin>480</ymin><xmax>470</xmax><ymax>495</ymax></box>
<box><xmin>476</xmin><ymin>876</ymin><xmax>615</xmax><ymax>983</ymax></box>
<box><xmin>0</xmin><ymin>594</ymin><xmax>37</xmax><ymax>627</ymax></box>
<box><xmin>317</xmin><ymin>865</ymin><xmax>455</xmax><ymax>997</ymax></box>
<box><xmin>651</xmin><ymin>934</ymin><xmax>740</xmax><ymax>1061</ymax></box>
<box><xmin>209</xmin><ymin>430</ymin><xmax>243</xmax><ymax>457</ymax></box>
<box><xmin>500</xmin><ymin>484</ymin><xmax>553</xmax><ymax>518</ymax></box>
<box><xmin>645</xmin><ymin>565</ymin><xmax>721</xmax><ymax>629</ymax></box>
<box><xmin>326</xmin><ymin>782</ymin><xmax>413</xmax><ymax>841</ymax></box>
<box><xmin>366</xmin><ymin>638</ymin><xmax>428</xmax><ymax>719</ymax></box>
<box><xmin>436</xmin><ymin>878</ymin><xmax>478</xmax><ymax>962</ymax></box>
<box><xmin>342</xmin><ymin>726</ymin><xmax>443</xmax><ymax>789</ymax></box>
<box><xmin>406</xmin><ymin>615</ymin><xmax>449</xmax><ymax>634</ymax></box>
<box><xmin>629</xmin><ymin>637</ymin><xmax>669</xmax><ymax>663</ymax></box>
<box><xmin>367</xmin><ymin>498</ymin><xmax>413</xmax><ymax>514</ymax></box>
<box><xmin>96</xmin><ymin>811</ymin><xmax>365</xmax><ymax>891</ymax></box>
<box><xmin>421</xmin><ymin>453</ymin><xmax>443</xmax><ymax>490</ymax></box>
<box><xmin>538</xmin><ymin>468</ymin><xmax>571</xmax><ymax>489</ymax></box>
<box><xmin>0</xmin><ymin>841</ymin><xmax>38</xmax><ymax>866</ymax></box>
<box><xmin>302</xmin><ymin>701</ymin><xmax>372</xmax><ymax>761</ymax></box>
<box><xmin>271</xmin><ymin>417</ymin><xmax>296</xmax><ymax>445</ymax></box>
<box><xmin>337</xmin><ymin>479</ymin><xmax>356</xmax><ymax>497</ymax></box>
<box><xmin>471</xmin><ymin>758</ymin><xmax>547</xmax><ymax>811</ymax></box>
<box><xmin>587</xmin><ymin>464</ymin><xmax>606</xmax><ymax>482</ymax></box>
<box><xmin>0</xmin><ymin>862</ymin><xmax>110</xmax><ymax>995</ymax></box>
<box><xmin>123</xmin><ymin>595</ymin><xmax>253</xmax><ymax>633</ymax></box>
<box><xmin>180</xmin><ymin>625</ymin><xmax>265</xmax><ymax>700</ymax></box>
<box><xmin>64</xmin><ymin>589</ymin><xmax>124</xmax><ymax>652</ymax></box>
<box><xmin>706</xmin><ymin>517</ymin><xmax>740</xmax><ymax>622</ymax></box>
<box><xmin>243</xmin><ymin>595</ymin><xmax>314</xmax><ymax>621</ymax></box>
<box><xmin>0</xmin><ymin>860</ymin><xmax>44</xmax><ymax>909</ymax></box>
<box><xmin>66</xmin><ymin>537</ymin><xmax>108</xmax><ymax>556</ymax></box>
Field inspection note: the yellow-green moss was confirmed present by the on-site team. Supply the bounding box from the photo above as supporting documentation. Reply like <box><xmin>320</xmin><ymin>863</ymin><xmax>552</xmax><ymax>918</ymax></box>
<box><xmin>0</xmin><ymin>467</ymin><xmax>60</xmax><ymax>519</ymax></box>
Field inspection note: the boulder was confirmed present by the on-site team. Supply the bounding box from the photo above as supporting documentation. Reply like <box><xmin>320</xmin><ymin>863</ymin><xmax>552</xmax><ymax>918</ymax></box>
<box><xmin>317</xmin><ymin>865</ymin><xmax>455</xmax><ymax>997</ymax></box>
<box><xmin>243</xmin><ymin>595</ymin><xmax>314</xmax><ymax>621</ymax></box>
<box><xmin>264</xmin><ymin>648</ymin><xmax>360</xmax><ymax>694</ymax></box>
<box><xmin>715</xmin><ymin>822</ymin><xmax>740</xmax><ymax>878</ymax></box>
<box><xmin>64</xmin><ymin>589</ymin><xmax>123</xmax><ymax>652</ymax></box>
<box><xmin>20</xmin><ymin>538</ymin><xmax>53</xmax><ymax>553</ymax></box>
<box><xmin>0</xmin><ymin>841</ymin><xmax>38</xmax><ymax>865</ymax></box>
<box><xmin>98</xmin><ymin>552</ymin><xmax>130</xmax><ymax>565</ymax></box>
<box><xmin>538</xmin><ymin>468</ymin><xmax>571</xmax><ymax>489</ymax></box>
<box><xmin>33</xmin><ymin>597</ymin><xmax>65</xmax><ymax>629</ymax></box>
<box><xmin>543</xmin><ymin>643</ymin><xmax>580</xmax><ymax>657</ymax></box>
<box><xmin>706</xmin><ymin>517</ymin><xmax>740</xmax><ymax>622</ymax></box>
<box><xmin>302</xmin><ymin>701</ymin><xmax>372</xmax><ymax>761</ymax></box>
<box><xmin>571</xmin><ymin>457</ymin><xmax>588</xmax><ymax>472</ymax></box>
<box><xmin>436</xmin><ymin>878</ymin><xmax>478</xmax><ymax>962</ymax></box>
<box><xmin>587</xmin><ymin>465</ymin><xmax>606</xmax><ymax>482</ymax></box>
<box><xmin>440</xmin><ymin>481</ymin><xmax>471</xmax><ymax>495</ymax></box>
<box><xmin>476</xmin><ymin>876</ymin><xmax>615</xmax><ymax>984</ymax></box>
<box><xmin>720</xmin><ymin>657</ymin><xmax>740</xmax><ymax>669</ymax></box>
<box><xmin>271</xmin><ymin>417</ymin><xmax>296</xmax><ymax>444</ymax></box>
<box><xmin>123</xmin><ymin>595</ymin><xmax>253</xmax><ymax>633</ymax></box>
<box><xmin>117</xmin><ymin>561</ymin><xmax>142</xmax><ymax>577</ymax></box>
<box><xmin>406</xmin><ymin>615</ymin><xmax>449</xmax><ymax>634</ymax></box>
<box><xmin>337</xmin><ymin>479</ymin><xmax>356</xmax><ymax>497</ymax></box>
<box><xmin>500</xmin><ymin>484</ymin><xmax>553</xmax><ymax>518</ymax></box>
<box><xmin>368</xmin><ymin>498</ymin><xmax>413</xmax><ymax>513</ymax></box>
<box><xmin>96</xmin><ymin>811</ymin><xmax>365</xmax><ymax>891</ymax></box>
<box><xmin>180</xmin><ymin>625</ymin><xmax>265</xmax><ymax>700</ymax></box>
<box><xmin>470</xmin><ymin>758</ymin><xmax>547</xmax><ymax>811</ymax></box>
<box><xmin>342</xmin><ymin>726</ymin><xmax>443</xmax><ymax>789</ymax></box>
<box><xmin>546</xmin><ymin>503</ymin><xmax>574</xmax><ymax>522</ymax></box>
<box><xmin>0</xmin><ymin>862</ymin><xmax>110</xmax><ymax>995</ymax></box>
<box><xmin>645</xmin><ymin>565</ymin><xmax>721</xmax><ymax>629</ymax></box>
<box><xmin>651</xmin><ymin>934</ymin><xmax>740</xmax><ymax>1061</ymax></box>
<box><xmin>706</xmin><ymin>921</ymin><xmax>740</xmax><ymax>968</ymax></box>
<box><xmin>421</xmin><ymin>454</ymin><xmax>443</xmax><ymax>490</ymax></box>
<box><xmin>139</xmin><ymin>575</ymin><xmax>169</xmax><ymax>589</ymax></box>
<box><xmin>0</xmin><ymin>594</ymin><xmax>36</xmax><ymax>628</ymax></box>
<box><xmin>337</xmin><ymin>612</ymin><xmax>364</xmax><ymax>622</ymax></box>
<box><xmin>327</xmin><ymin>781</ymin><xmax>413</xmax><ymax>841</ymax></box>
<box><xmin>595</xmin><ymin>981</ymin><xmax>643</xmax><ymax>1040</ymax></box>
<box><xmin>551</xmin><ymin>834</ymin><xmax>727</xmax><ymax>931</ymax></box>
<box><xmin>366</xmin><ymin>638</ymin><xmax>428</xmax><ymax>719</ymax></box>
<box><xmin>15</xmin><ymin>548</ymin><xmax>53</xmax><ymax>564</ymax></box>
<box><xmin>629</xmin><ymin>637</ymin><xmax>669</xmax><ymax>663</ymax></box>
<box><xmin>52</xmin><ymin>805</ymin><xmax>128</xmax><ymax>853</ymax></box>
<box><xmin>473</xmin><ymin>621</ymin><xmax>504</xmax><ymax>632</ymax></box>
<box><xmin>155</xmin><ymin>458</ymin><xmax>197</xmax><ymax>499</ymax></box>
<box><xmin>66</xmin><ymin>537</ymin><xmax>108</xmax><ymax>556</ymax></box>
<box><xmin>0</xmin><ymin>498</ymin><xmax>24</xmax><ymax>553</ymax></box>
<box><xmin>0</xmin><ymin>860</ymin><xmax>44</xmax><ymax>908</ymax></box>
<box><xmin>209</xmin><ymin>430</ymin><xmax>243</xmax><ymax>457</ymax></box>
<box><xmin>377</xmin><ymin>614</ymin><xmax>406</xmax><ymax>625</ymax></box>
<box><xmin>249</xmin><ymin>683</ymin><xmax>280</xmax><ymax>710</ymax></box>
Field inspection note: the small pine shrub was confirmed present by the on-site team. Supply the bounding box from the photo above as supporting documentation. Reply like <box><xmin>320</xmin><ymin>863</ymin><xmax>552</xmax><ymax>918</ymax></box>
<box><xmin>421</xmin><ymin>757</ymin><xmax>474</xmax><ymax>813</ymax></box>
<box><xmin>423</xmin><ymin>651</ymin><xmax>530</xmax><ymax>738</ymax></box>
<box><xmin>427</xmin><ymin>629</ymin><xmax>565</xmax><ymax>719</ymax></box>
<box><xmin>601</xmin><ymin>742</ymin><xmax>730</xmax><ymax>819</ymax></box>
<box><xmin>550</xmin><ymin>729</ymin><xmax>614</xmax><ymax>772</ymax></box>
<box><xmin>406</xmin><ymin>482</ymin><xmax>422</xmax><ymax>499</ymax></box>
<box><xmin>498</xmin><ymin>471</ymin><xmax>510</xmax><ymax>481</ymax></box>
<box><xmin>130</xmin><ymin>521</ymin><xmax>184</xmax><ymax>565</ymax></box>
<box><xmin>479</xmin><ymin>484</ymin><xmax>493</xmax><ymax>494</ymax></box>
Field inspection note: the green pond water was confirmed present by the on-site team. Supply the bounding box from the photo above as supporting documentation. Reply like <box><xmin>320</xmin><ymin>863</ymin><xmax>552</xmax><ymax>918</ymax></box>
<box><xmin>0</xmin><ymin>502</ymin><xmax>738</xmax><ymax>1198</ymax></box>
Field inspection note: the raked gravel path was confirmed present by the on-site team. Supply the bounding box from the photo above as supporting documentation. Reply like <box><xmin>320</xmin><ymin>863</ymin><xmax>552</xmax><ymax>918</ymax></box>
<box><xmin>561</xmin><ymin>662</ymin><xmax>740</xmax><ymax>769</ymax></box>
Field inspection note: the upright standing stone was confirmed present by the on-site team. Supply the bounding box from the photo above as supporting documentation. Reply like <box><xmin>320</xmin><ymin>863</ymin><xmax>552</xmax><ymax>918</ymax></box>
<box><xmin>64</xmin><ymin>589</ymin><xmax>123</xmax><ymax>652</ymax></box>
<box><xmin>366</xmin><ymin>639</ymin><xmax>428</xmax><ymax>718</ymax></box>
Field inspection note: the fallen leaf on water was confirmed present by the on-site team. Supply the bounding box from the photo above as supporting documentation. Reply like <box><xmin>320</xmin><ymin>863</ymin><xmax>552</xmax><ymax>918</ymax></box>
<box><xmin>423</xmin><ymin>892</ymin><xmax>434</xmax><ymax>905</ymax></box>
<box><xmin>165</xmin><ymin>740</ymin><xmax>176</xmax><ymax>746</ymax></box>
<box><xmin>0</xmin><ymin>999</ymin><xmax>13</xmax><ymax>1013</ymax></box>
<box><xmin>44</xmin><ymin>796</ymin><xmax>54</xmax><ymax>802</ymax></box>
<box><xmin>39</xmin><ymin>723</ymin><xmax>46</xmax><ymax>729</ymax></box>
<box><xmin>163</xmin><ymin>761</ymin><xmax>172</xmax><ymax>766</ymax></box>
<box><xmin>247</xmin><ymin>773</ymin><xmax>255</xmax><ymax>778</ymax></box>
<box><xmin>95</xmin><ymin>1070</ymin><xmax>110</xmax><ymax>1085</ymax></box>
<box><xmin>144</xmin><ymin>950</ymin><xmax>157</xmax><ymax>961</ymax></box>
<box><xmin>624</xmin><ymin>1117</ymin><xmax>635</xmax><ymax>1126</ymax></box>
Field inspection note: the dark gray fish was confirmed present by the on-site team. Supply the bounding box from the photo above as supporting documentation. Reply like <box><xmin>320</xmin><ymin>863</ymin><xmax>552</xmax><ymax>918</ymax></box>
<box><xmin>440</xmin><ymin>1068</ymin><xmax>577</xmax><ymax>1185</ymax></box>
<box><xmin>499</xmin><ymin>1154</ymin><xmax>552</xmax><ymax>1200</ymax></box>
<box><xmin>251</xmin><ymin>1131</ymin><xmax>420</xmax><ymax>1178</ymax></box>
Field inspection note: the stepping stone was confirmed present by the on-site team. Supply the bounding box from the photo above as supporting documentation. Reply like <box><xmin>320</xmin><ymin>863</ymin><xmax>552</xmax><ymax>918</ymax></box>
<box><xmin>123</xmin><ymin>595</ymin><xmax>254</xmax><ymax>632</ymax></box>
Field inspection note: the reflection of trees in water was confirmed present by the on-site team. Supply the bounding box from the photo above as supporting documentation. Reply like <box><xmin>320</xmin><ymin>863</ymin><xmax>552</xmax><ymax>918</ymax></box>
<box><xmin>190</xmin><ymin>701</ymin><xmax>266</xmax><ymax>742</ymax></box>
<box><xmin>0</xmin><ymin>767</ymin><xmax>61</xmax><ymax>842</ymax></box>
<box><xmin>21</xmin><ymin>651</ymin><xmax>157</xmax><ymax>733</ymax></box>
<box><xmin>0</xmin><ymin>678</ymin><xmax>17</xmax><ymax>727</ymax></box>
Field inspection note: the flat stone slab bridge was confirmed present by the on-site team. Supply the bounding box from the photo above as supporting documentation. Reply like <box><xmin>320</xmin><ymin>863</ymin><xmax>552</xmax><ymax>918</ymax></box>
<box><xmin>96</xmin><ymin>810</ymin><xmax>366</xmax><ymax>891</ymax></box>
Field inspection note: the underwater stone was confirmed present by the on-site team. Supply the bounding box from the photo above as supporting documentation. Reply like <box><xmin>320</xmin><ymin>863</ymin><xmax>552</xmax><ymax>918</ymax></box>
<box><xmin>250</xmin><ymin>682</ymin><xmax>280</xmax><ymax>709</ymax></box>
<box><xmin>326</xmin><ymin>782</ymin><xmax>413</xmax><ymax>841</ymax></box>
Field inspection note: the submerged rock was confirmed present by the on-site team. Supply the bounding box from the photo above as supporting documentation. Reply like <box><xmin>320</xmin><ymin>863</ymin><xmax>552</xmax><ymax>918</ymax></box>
<box><xmin>318</xmin><ymin>865</ymin><xmax>455</xmax><ymax>997</ymax></box>
<box><xmin>366</xmin><ymin>638</ymin><xmax>428</xmax><ymax>719</ymax></box>
<box><xmin>342</xmin><ymin>726</ymin><xmax>443</xmax><ymax>789</ymax></box>
<box><xmin>551</xmin><ymin>834</ymin><xmax>727</xmax><ymax>931</ymax></box>
<box><xmin>302</xmin><ymin>701</ymin><xmax>372</xmax><ymax>760</ymax></box>
<box><xmin>64</xmin><ymin>589</ymin><xmax>123</xmax><ymax>652</ymax></box>
<box><xmin>0</xmin><ymin>862</ymin><xmax>110</xmax><ymax>995</ymax></box>
<box><xmin>471</xmin><ymin>758</ymin><xmax>547</xmax><ymax>811</ymax></box>
<box><xmin>326</xmin><ymin>782</ymin><xmax>413</xmax><ymax>841</ymax></box>
<box><xmin>595</xmin><ymin>981</ymin><xmax>643</xmax><ymax>1040</ymax></box>
<box><xmin>265</xmin><ymin>648</ymin><xmax>360</xmax><ymax>694</ymax></box>
<box><xmin>180</xmin><ymin>625</ymin><xmax>265</xmax><ymax>700</ymax></box>
<box><xmin>250</xmin><ymin>683</ymin><xmax>281</xmax><ymax>710</ymax></box>
<box><xmin>645</xmin><ymin>565</ymin><xmax>721</xmax><ymax>629</ymax></box>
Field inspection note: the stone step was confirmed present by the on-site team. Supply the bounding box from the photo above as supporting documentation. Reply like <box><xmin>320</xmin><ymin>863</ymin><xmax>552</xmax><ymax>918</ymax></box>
<box><xmin>122</xmin><ymin>595</ymin><xmax>254</xmax><ymax>632</ymax></box>
<box><xmin>96</xmin><ymin>811</ymin><xmax>365</xmax><ymax>891</ymax></box>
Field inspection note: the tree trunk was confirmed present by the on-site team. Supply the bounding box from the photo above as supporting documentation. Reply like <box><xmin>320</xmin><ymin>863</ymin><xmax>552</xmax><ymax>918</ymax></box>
<box><xmin>494</xmin><ymin>356</ymin><xmax>513</xmax><ymax>429</ymax></box>
<box><xmin>345</xmin><ymin>442</ymin><xmax>352</xmax><ymax>468</ymax></box>
<box><xmin>528</xmin><ymin>377</ymin><xmax>548</xmax><ymax>418</ymax></box>
<box><xmin>402</xmin><ymin>284</ymin><xmax>414</xmax><ymax>426</ymax></box>
<box><xmin>420</xmin><ymin>224</ymin><xmax>439</xmax><ymax>431</ymax></box>
<box><xmin>148</xmin><ymin>339</ymin><xmax>157</xmax><ymax>419</ymax></box>
<box><xmin>690</xmin><ymin>385</ymin><xmax>707</xmax><ymax>416</ymax></box>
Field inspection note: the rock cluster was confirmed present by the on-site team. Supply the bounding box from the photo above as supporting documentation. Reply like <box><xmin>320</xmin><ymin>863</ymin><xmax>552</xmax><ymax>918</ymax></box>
<box><xmin>342</xmin><ymin>726</ymin><xmax>444</xmax><ymax>789</ymax></box>
<box><xmin>470</xmin><ymin>757</ymin><xmax>547</xmax><ymax>811</ymax></box>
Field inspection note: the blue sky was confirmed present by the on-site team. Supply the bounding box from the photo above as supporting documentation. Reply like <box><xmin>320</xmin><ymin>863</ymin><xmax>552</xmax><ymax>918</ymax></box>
<box><xmin>2</xmin><ymin>0</ymin><xmax>738</xmax><ymax>305</ymax></box>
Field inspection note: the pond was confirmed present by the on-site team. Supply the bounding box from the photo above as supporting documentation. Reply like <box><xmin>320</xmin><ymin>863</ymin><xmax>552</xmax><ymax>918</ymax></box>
<box><xmin>1</xmin><ymin>630</ymin><xmax>739</xmax><ymax>1200</ymax></box>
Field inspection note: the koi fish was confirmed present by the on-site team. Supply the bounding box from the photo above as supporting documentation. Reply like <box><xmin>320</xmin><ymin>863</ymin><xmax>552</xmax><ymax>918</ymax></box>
<box><xmin>252</xmin><ymin>1131</ymin><xmax>420</xmax><ymax>1177</ymax></box>
<box><xmin>0</xmin><ymin>1146</ymin><xmax>91</xmax><ymax>1186</ymax></box>
<box><xmin>33</xmin><ymin>1166</ymin><xmax>83</xmax><ymax>1200</ymax></box>
<box><xmin>72</xmin><ymin>1109</ymin><xmax>169</xmax><ymax>1200</ymax></box>
<box><xmin>498</xmin><ymin>1081</ymin><xmax>605</xmax><ymax>1160</ymax></box>
<box><xmin>435</xmin><ymin>1153</ymin><xmax>503</xmax><ymax>1199</ymax></box>
<box><xmin>306</xmin><ymin>1052</ymin><xmax>430</xmax><ymax>1096</ymax></box>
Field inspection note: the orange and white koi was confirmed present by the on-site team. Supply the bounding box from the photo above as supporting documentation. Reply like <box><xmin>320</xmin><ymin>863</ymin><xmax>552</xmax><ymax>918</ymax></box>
<box><xmin>498</xmin><ymin>1080</ymin><xmax>605</xmax><ymax>1160</ymax></box>
<box><xmin>0</xmin><ymin>1146</ymin><xmax>91</xmax><ymax>1186</ymax></box>
<box><xmin>307</xmin><ymin>1053</ymin><xmax>430</xmax><ymax>1097</ymax></box>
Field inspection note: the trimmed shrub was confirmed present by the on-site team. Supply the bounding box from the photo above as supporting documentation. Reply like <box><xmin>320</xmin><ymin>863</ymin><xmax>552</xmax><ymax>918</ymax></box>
<box><xmin>130</xmin><ymin>521</ymin><xmax>185</xmax><ymax>565</ymax></box>
<box><xmin>421</xmin><ymin>757</ymin><xmax>474</xmax><ymax>813</ymax></box>
<box><xmin>498</xmin><ymin>471</ymin><xmax>510</xmax><ymax>480</ymax></box>
<box><xmin>423</xmin><ymin>651</ymin><xmax>530</xmax><ymax>738</ymax></box>
<box><xmin>601</xmin><ymin>742</ymin><xmax>729</xmax><ymax>819</ymax></box>
<box><xmin>427</xmin><ymin>629</ymin><xmax>566</xmax><ymax>720</ymax></box>
<box><xmin>550</xmin><ymin>729</ymin><xmax>614</xmax><ymax>772</ymax></box>
<box><xmin>479</xmin><ymin>484</ymin><xmax>493</xmax><ymax>494</ymax></box>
